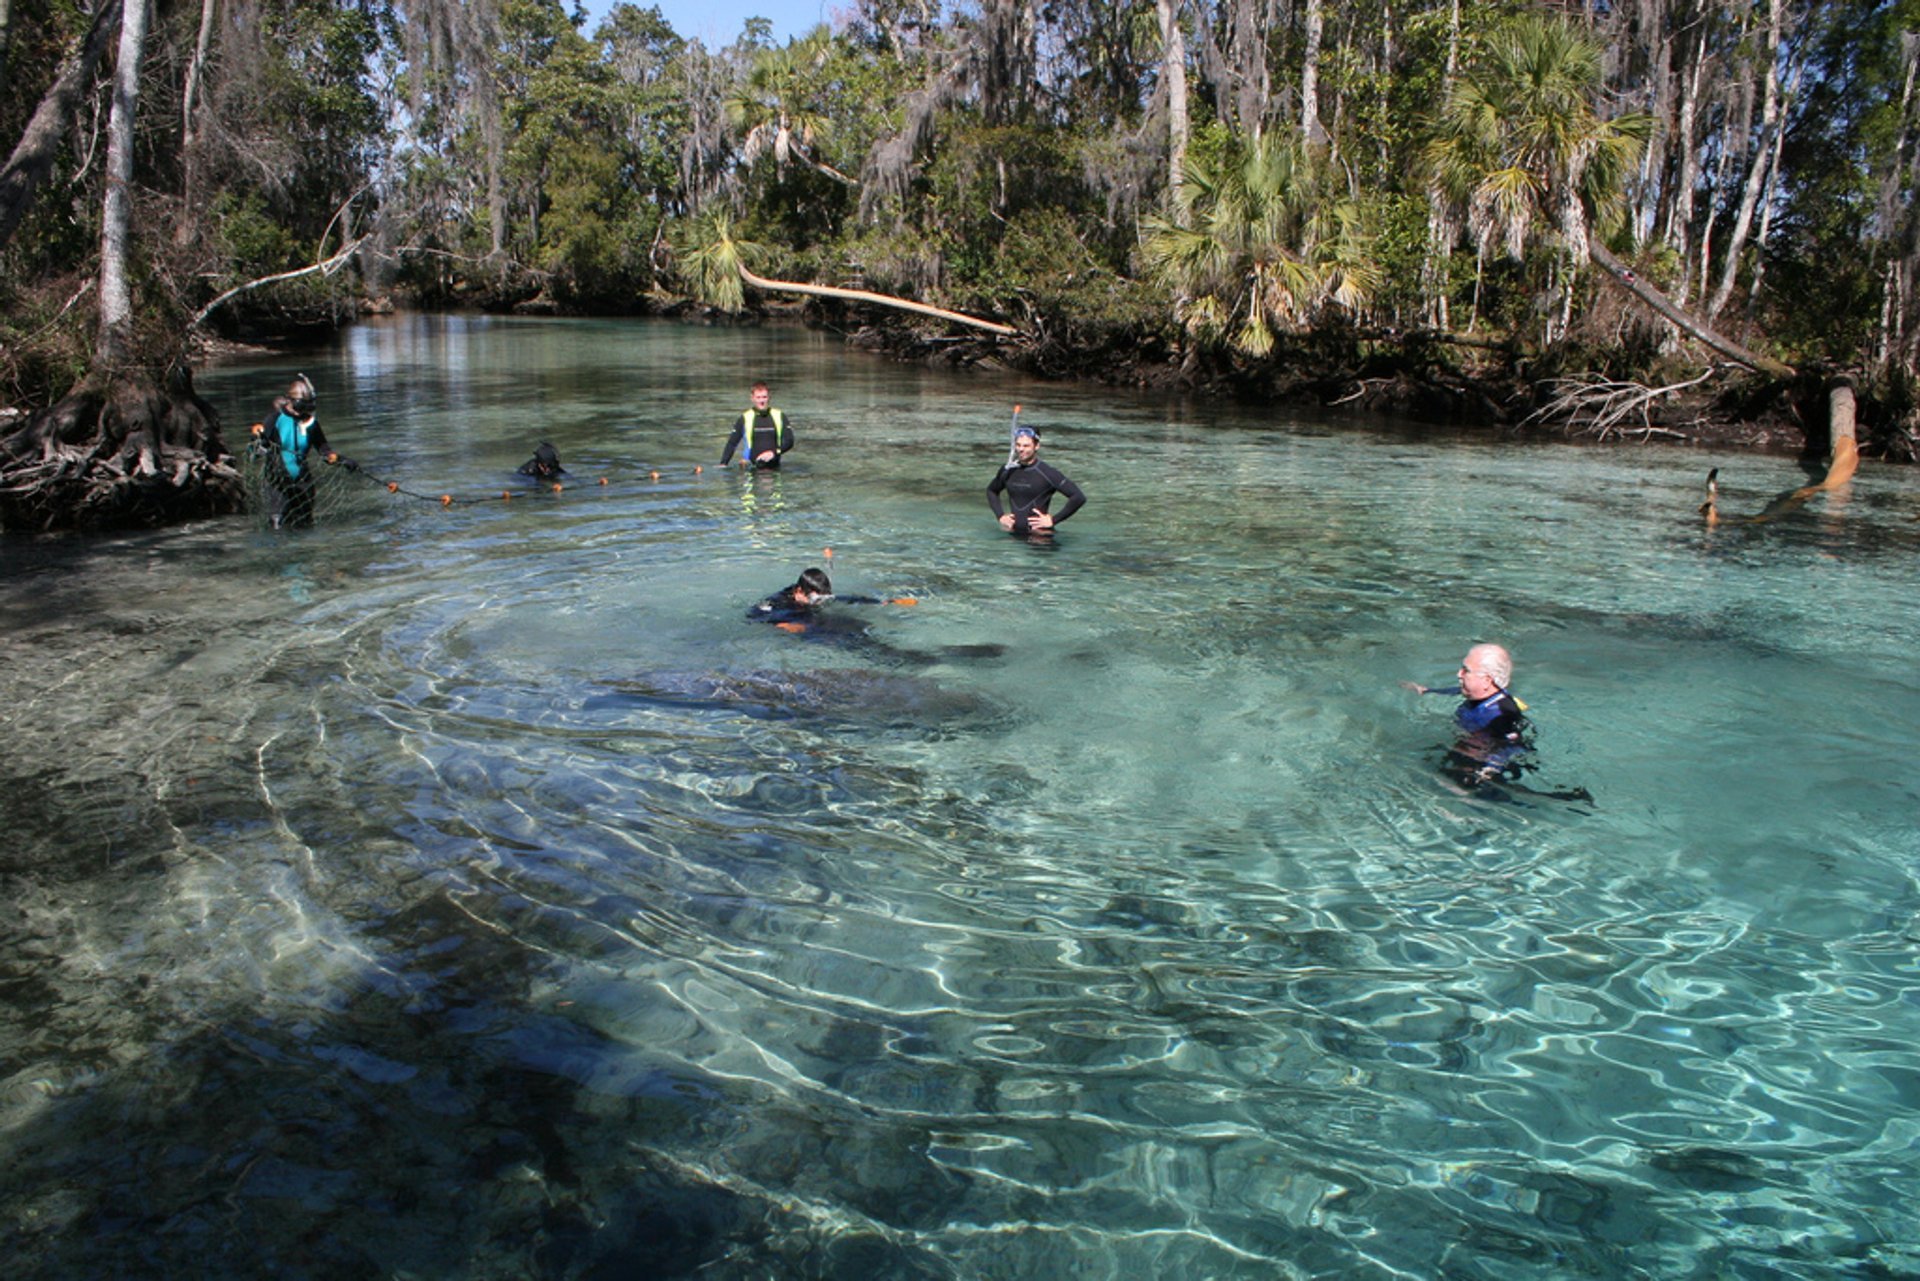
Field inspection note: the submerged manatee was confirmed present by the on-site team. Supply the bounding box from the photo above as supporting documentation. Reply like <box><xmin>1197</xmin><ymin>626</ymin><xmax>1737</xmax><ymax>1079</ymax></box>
<box><xmin>592</xmin><ymin>667</ymin><xmax>1002</xmax><ymax>729</ymax></box>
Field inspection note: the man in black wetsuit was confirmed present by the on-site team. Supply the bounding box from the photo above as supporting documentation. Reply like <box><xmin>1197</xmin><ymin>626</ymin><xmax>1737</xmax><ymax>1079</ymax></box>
<box><xmin>749</xmin><ymin>567</ymin><xmax>836</xmax><ymax>631</ymax></box>
<box><xmin>987</xmin><ymin>426</ymin><xmax>1085</xmax><ymax>535</ymax></box>
<box><xmin>721</xmin><ymin>382</ymin><xmax>794</xmax><ymax>469</ymax></box>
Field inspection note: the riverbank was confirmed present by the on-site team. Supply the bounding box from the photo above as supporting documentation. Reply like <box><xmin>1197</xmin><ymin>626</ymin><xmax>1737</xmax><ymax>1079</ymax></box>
<box><xmin>799</xmin><ymin>299</ymin><xmax>1903</xmax><ymax>464</ymax></box>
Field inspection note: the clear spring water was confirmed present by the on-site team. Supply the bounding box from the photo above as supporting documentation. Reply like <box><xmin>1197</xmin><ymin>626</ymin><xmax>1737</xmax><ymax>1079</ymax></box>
<box><xmin>2</xmin><ymin>314</ymin><xmax>1918</xmax><ymax>1278</ymax></box>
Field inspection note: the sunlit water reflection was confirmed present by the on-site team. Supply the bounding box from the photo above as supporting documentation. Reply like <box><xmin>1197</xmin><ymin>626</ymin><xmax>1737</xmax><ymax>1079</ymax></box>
<box><xmin>3</xmin><ymin>315</ymin><xmax>1918</xmax><ymax>1277</ymax></box>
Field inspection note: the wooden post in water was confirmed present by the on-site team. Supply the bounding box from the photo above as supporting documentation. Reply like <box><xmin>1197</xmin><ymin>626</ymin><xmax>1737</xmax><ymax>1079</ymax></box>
<box><xmin>1702</xmin><ymin>375</ymin><xmax>1860</xmax><ymax>527</ymax></box>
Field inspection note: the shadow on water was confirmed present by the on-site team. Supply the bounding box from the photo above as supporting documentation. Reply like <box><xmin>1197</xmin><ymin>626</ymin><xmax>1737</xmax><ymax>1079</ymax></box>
<box><xmin>0</xmin><ymin>896</ymin><xmax>955</xmax><ymax>1278</ymax></box>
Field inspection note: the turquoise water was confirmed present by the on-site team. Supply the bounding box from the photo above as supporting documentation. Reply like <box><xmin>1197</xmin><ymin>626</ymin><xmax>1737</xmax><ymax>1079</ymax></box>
<box><xmin>2</xmin><ymin>314</ymin><xmax>1918</xmax><ymax>1277</ymax></box>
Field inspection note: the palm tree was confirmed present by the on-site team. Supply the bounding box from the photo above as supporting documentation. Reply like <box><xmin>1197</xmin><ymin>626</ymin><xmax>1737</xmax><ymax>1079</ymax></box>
<box><xmin>1139</xmin><ymin>134</ymin><xmax>1379</xmax><ymax>358</ymax></box>
<box><xmin>1424</xmin><ymin>15</ymin><xmax>1652</xmax><ymax>343</ymax></box>
<box><xmin>725</xmin><ymin>27</ymin><xmax>854</xmax><ymax>186</ymax></box>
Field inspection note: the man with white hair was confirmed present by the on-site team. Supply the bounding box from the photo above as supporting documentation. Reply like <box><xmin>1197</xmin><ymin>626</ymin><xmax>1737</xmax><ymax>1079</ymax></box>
<box><xmin>1402</xmin><ymin>643</ymin><xmax>1529</xmax><ymax>782</ymax></box>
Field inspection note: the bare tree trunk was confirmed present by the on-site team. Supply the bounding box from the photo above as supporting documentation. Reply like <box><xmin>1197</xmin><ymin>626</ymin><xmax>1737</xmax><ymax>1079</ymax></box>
<box><xmin>481</xmin><ymin>58</ymin><xmax>506</xmax><ymax>258</ymax></box>
<box><xmin>176</xmin><ymin>0</ymin><xmax>218</xmax><ymax>247</ymax></box>
<box><xmin>97</xmin><ymin>0</ymin><xmax>150</xmax><ymax>372</ymax></box>
<box><xmin>1225</xmin><ymin>0</ymin><xmax>1271</xmax><ymax>138</ymax></box>
<box><xmin>1745</xmin><ymin>61</ymin><xmax>1798</xmax><ymax>317</ymax></box>
<box><xmin>0</xmin><ymin>0</ymin><xmax>13</xmax><ymax>67</ymax></box>
<box><xmin>1873</xmin><ymin>32</ymin><xmax>1920</xmax><ymax>377</ymax></box>
<box><xmin>1425</xmin><ymin>0</ymin><xmax>1462</xmax><ymax>330</ymax></box>
<box><xmin>1662</xmin><ymin>42</ymin><xmax>1705</xmax><ymax>294</ymax></box>
<box><xmin>1706</xmin><ymin>0</ymin><xmax>1786</xmax><ymax>321</ymax></box>
<box><xmin>1299</xmin><ymin>0</ymin><xmax>1323</xmax><ymax>145</ymax></box>
<box><xmin>1157</xmin><ymin>0</ymin><xmax>1189</xmax><ymax>209</ymax></box>
<box><xmin>0</xmin><ymin>0</ymin><xmax>124</xmax><ymax>253</ymax></box>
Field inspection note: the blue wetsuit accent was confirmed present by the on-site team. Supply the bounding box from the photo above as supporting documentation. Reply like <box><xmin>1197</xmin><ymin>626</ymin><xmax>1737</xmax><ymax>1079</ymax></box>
<box><xmin>1424</xmin><ymin>685</ymin><xmax>1530</xmax><ymax>777</ymax></box>
<box><xmin>271</xmin><ymin>411</ymin><xmax>317</xmax><ymax>480</ymax></box>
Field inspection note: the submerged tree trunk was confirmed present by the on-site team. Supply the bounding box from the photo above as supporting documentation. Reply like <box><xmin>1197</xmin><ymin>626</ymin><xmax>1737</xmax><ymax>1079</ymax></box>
<box><xmin>1702</xmin><ymin>379</ymin><xmax>1859</xmax><ymax>527</ymax></box>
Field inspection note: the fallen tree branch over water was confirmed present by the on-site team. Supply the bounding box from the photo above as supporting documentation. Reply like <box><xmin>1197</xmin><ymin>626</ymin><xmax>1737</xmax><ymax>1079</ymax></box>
<box><xmin>1587</xmin><ymin>238</ymin><xmax>1795</xmax><ymax>380</ymax></box>
<box><xmin>674</xmin><ymin>210</ymin><xmax>1016</xmax><ymax>338</ymax></box>
<box><xmin>187</xmin><ymin>234</ymin><xmax>369</xmax><ymax>333</ymax></box>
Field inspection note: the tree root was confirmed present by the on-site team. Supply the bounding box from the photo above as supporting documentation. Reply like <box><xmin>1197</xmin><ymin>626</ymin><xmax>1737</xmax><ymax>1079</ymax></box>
<box><xmin>1526</xmin><ymin>367</ymin><xmax>1720</xmax><ymax>440</ymax></box>
<box><xmin>0</xmin><ymin>369</ymin><xmax>245</xmax><ymax>531</ymax></box>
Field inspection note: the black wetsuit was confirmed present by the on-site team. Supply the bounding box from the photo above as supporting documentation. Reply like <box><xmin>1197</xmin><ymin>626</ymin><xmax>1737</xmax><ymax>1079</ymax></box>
<box><xmin>721</xmin><ymin>410</ymin><xmax>794</xmax><ymax>468</ymax></box>
<box><xmin>1425</xmin><ymin>685</ymin><xmax>1531</xmax><ymax>779</ymax></box>
<box><xmin>518</xmin><ymin>444</ymin><xmax>565</xmax><ymax>480</ymax></box>
<box><xmin>747</xmin><ymin>588</ymin><xmax>881</xmax><ymax>633</ymax></box>
<box><xmin>987</xmin><ymin>459</ymin><xmax>1085</xmax><ymax>533</ymax></box>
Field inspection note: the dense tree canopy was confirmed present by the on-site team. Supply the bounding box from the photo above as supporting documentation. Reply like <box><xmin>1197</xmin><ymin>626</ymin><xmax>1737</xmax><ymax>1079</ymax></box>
<box><xmin>2</xmin><ymin>0</ymin><xmax>1917</xmax><ymax>430</ymax></box>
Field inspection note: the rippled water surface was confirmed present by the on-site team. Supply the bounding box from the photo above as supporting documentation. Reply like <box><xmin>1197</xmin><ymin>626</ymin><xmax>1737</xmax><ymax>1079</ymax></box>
<box><xmin>4</xmin><ymin>315</ymin><xmax>1919</xmax><ymax>1278</ymax></box>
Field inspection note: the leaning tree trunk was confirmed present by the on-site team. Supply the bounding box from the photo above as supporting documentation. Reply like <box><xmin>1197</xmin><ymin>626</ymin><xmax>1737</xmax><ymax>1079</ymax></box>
<box><xmin>0</xmin><ymin>0</ymin><xmax>243</xmax><ymax>532</ymax></box>
<box><xmin>0</xmin><ymin>0</ymin><xmax>123</xmax><ymax>253</ymax></box>
<box><xmin>1587</xmin><ymin>235</ymin><xmax>1795</xmax><ymax>378</ymax></box>
<box><xmin>737</xmin><ymin>265</ymin><xmax>1017</xmax><ymax>335</ymax></box>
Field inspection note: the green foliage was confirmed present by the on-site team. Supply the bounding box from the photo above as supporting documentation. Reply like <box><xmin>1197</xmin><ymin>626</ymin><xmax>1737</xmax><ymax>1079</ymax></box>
<box><xmin>1140</xmin><ymin>134</ymin><xmax>1381</xmax><ymax>357</ymax></box>
<box><xmin>669</xmin><ymin>209</ymin><xmax>760</xmax><ymax>312</ymax></box>
<box><xmin>3</xmin><ymin>0</ymin><xmax>1912</xmax><ymax>403</ymax></box>
<box><xmin>536</xmin><ymin>138</ymin><xmax>659</xmax><ymax>302</ymax></box>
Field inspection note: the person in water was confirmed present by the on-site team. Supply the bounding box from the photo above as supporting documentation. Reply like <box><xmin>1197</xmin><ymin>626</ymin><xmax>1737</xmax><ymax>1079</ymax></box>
<box><xmin>518</xmin><ymin>442</ymin><xmax>566</xmax><ymax>480</ymax></box>
<box><xmin>721</xmin><ymin>382</ymin><xmax>794</xmax><ymax>469</ymax></box>
<box><xmin>1403</xmin><ymin>643</ymin><xmax>1530</xmax><ymax>783</ymax></box>
<box><xmin>988</xmin><ymin>425</ymin><xmax>1085</xmax><ymax>536</ymax></box>
<box><xmin>746</xmin><ymin>568</ymin><xmax>1010</xmax><ymax>669</ymax></box>
<box><xmin>747</xmin><ymin>567</ymin><xmax>884</xmax><ymax>635</ymax></box>
<box><xmin>252</xmin><ymin>374</ymin><xmax>352</xmax><ymax>528</ymax></box>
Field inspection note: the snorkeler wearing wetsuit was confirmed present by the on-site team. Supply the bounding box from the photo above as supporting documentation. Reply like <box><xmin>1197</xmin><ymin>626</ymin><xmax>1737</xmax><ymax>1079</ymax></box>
<box><xmin>721</xmin><ymin>382</ymin><xmax>794</xmax><ymax>469</ymax></box>
<box><xmin>252</xmin><ymin>374</ymin><xmax>351</xmax><ymax>529</ymax></box>
<box><xmin>1404</xmin><ymin>642</ymin><xmax>1530</xmax><ymax>782</ymax></box>
<box><xmin>987</xmin><ymin>426</ymin><xmax>1084</xmax><ymax>535</ymax></box>
<box><xmin>518</xmin><ymin>442</ymin><xmax>565</xmax><ymax>480</ymax></box>
<box><xmin>748</xmin><ymin>568</ymin><xmax>882</xmax><ymax>635</ymax></box>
